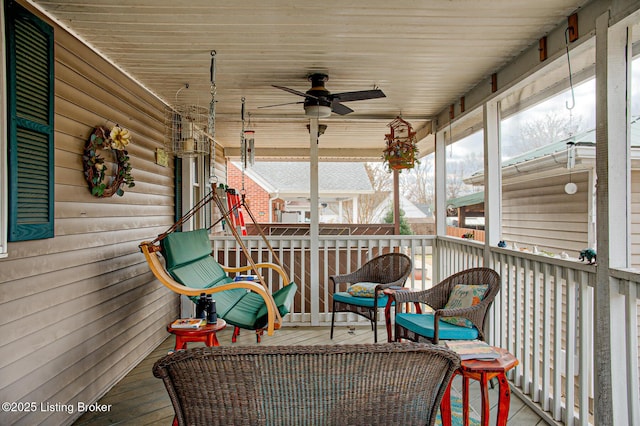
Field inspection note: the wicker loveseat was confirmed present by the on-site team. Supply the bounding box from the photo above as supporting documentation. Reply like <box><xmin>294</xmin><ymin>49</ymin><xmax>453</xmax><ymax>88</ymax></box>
<box><xmin>153</xmin><ymin>343</ymin><xmax>460</xmax><ymax>426</ymax></box>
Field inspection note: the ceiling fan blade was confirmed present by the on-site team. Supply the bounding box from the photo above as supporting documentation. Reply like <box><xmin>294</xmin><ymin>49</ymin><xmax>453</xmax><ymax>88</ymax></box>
<box><xmin>272</xmin><ymin>85</ymin><xmax>318</xmax><ymax>100</ymax></box>
<box><xmin>257</xmin><ymin>100</ymin><xmax>304</xmax><ymax>109</ymax></box>
<box><xmin>332</xmin><ymin>89</ymin><xmax>386</xmax><ymax>103</ymax></box>
<box><xmin>331</xmin><ymin>101</ymin><xmax>354</xmax><ymax>115</ymax></box>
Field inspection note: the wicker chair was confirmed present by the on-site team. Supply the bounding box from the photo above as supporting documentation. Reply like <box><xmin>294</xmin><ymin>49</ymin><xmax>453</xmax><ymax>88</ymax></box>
<box><xmin>153</xmin><ymin>343</ymin><xmax>460</xmax><ymax>426</ymax></box>
<box><xmin>393</xmin><ymin>267</ymin><xmax>500</xmax><ymax>344</ymax></box>
<box><xmin>330</xmin><ymin>252</ymin><xmax>412</xmax><ymax>342</ymax></box>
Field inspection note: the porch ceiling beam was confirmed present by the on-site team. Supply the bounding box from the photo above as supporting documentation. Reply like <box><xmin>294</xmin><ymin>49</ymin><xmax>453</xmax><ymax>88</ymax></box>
<box><xmin>224</xmin><ymin>147</ymin><xmax>384</xmax><ymax>160</ymax></box>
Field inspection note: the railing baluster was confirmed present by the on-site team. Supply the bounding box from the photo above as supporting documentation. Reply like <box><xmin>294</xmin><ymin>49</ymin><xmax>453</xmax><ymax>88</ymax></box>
<box><xmin>542</xmin><ymin>262</ymin><xmax>552</xmax><ymax>412</ymax></box>
<box><xmin>532</xmin><ymin>260</ymin><xmax>542</xmax><ymax>403</ymax></box>
<box><xmin>578</xmin><ymin>270</ymin><xmax>592</xmax><ymax>426</ymax></box>
<box><xmin>523</xmin><ymin>258</ymin><xmax>532</xmax><ymax>394</ymax></box>
<box><xmin>565</xmin><ymin>268</ymin><xmax>576</xmax><ymax>425</ymax></box>
<box><xmin>553</xmin><ymin>265</ymin><xmax>563</xmax><ymax>421</ymax></box>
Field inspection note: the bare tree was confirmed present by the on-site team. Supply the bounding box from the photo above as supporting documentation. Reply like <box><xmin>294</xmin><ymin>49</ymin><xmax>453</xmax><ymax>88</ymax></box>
<box><xmin>329</xmin><ymin>163</ymin><xmax>391</xmax><ymax>224</ymax></box>
<box><xmin>401</xmin><ymin>157</ymin><xmax>434</xmax><ymax>206</ymax></box>
<box><xmin>503</xmin><ymin>112</ymin><xmax>585</xmax><ymax>158</ymax></box>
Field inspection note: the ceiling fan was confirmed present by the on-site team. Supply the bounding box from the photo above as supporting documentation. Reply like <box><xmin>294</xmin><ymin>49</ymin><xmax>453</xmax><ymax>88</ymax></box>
<box><xmin>261</xmin><ymin>73</ymin><xmax>385</xmax><ymax>118</ymax></box>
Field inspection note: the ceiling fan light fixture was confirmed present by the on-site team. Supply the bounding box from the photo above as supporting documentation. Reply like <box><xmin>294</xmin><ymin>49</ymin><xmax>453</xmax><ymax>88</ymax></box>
<box><xmin>304</xmin><ymin>104</ymin><xmax>332</xmax><ymax>118</ymax></box>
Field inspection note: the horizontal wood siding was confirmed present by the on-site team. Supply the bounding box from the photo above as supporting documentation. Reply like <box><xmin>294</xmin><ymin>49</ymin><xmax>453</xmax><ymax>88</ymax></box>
<box><xmin>0</xmin><ymin>5</ymin><xmax>178</xmax><ymax>425</ymax></box>
<box><xmin>501</xmin><ymin>172</ymin><xmax>590</xmax><ymax>257</ymax></box>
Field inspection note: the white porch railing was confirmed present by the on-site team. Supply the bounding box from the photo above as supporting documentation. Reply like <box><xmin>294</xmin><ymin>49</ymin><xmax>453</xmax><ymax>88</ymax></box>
<box><xmin>211</xmin><ymin>234</ymin><xmax>436</xmax><ymax>325</ymax></box>
<box><xmin>209</xmin><ymin>234</ymin><xmax>640</xmax><ymax>425</ymax></box>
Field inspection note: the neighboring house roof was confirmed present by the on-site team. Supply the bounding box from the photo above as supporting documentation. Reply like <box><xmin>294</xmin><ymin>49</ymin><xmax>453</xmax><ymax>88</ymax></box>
<box><xmin>235</xmin><ymin>161</ymin><xmax>374</xmax><ymax>196</ymax></box>
<box><xmin>371</xmin><ymin>194</ymin><xmax>432</xmax><ymax>222</ymax></box>
<box><xmin>466</xmin><ymin>118</ymin><xmax>640</xmax><ymax>185</ymax></box>
<box><xmin>447</xmin><ymin>191</ymin><xmax>484</xmax><ymax>209</ymax></box>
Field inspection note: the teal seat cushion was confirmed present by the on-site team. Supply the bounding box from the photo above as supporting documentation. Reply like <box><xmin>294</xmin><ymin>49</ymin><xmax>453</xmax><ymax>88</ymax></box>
<box><xmin>222</xmin><ymin>291</ymin><xmax>266</xmax><ymax>329</ymax></box>
<box><xmin>225</xmin><ymin>283</ymin><xmax>298</xmax><ymax>329</ymax></box>
<box><xmin>161</xmin><ymin>229</ymin><xmax>213</xmax><ymax>270</ymax></box>
<box><xmin>207</xmin><ymin>288</ymin><xmax>249</xmax><ymax>317</ymax></box>
<box><xmin>170</xmin><ymin>256</ymin><xmax>233</xmax><ymax>290</ymax></box>
<box><xmin>395</xmin><ymin>312</ymin><xmax>480</xmax><ymax>340</ymax></box>
<box><xmin>256</xmin><ymin>282</ymin><xmax>298</xmax><ymax>323</ymax></box>
<box><xmin>333</xmin><ymin>291</ymin><xmax>390</xmax><ymax>308</ymax></box>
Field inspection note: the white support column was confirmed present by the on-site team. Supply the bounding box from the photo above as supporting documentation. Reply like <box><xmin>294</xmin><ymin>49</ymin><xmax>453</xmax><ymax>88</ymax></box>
<box><xmin>594</xmin><ymin>11</ymin><xmax>631</xmax><ymax>424</ymax></box>
<box><xmin>309</xmin><ymin>118</ymin><xmax>320</xmax><ymax>325</ymax></box>
<box><xmin>483</xmin><ymin>101</ymin><xmax>502</xmax><ymax>264</ymax></box>
<box><xmin>434</xmin><ymin>128</ymin><xmax>446</xmax><ymax>283</ymax></box>
<box><xmin>182</xmin><ymin>157</ymin><xmax>196</xmax><ymax>231</ymax></box>
<box><xmin>435</xmin><ymin>128</ymin><xmax>447</xmax><ymax>237</ymax></box>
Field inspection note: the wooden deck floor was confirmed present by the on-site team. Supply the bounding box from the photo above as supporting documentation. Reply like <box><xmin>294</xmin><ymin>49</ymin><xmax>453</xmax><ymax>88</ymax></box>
<box><xmin>73</xmin><ymin>325</ymin><xmax>549</xmax><ymax>425</ymax></box>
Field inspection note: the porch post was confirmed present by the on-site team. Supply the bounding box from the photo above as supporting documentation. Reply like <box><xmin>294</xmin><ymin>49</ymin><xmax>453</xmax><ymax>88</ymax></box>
<box><xmin>393</xmin><ymin>170</ymin><xmax>400</xmax><ymax>234</ymax></box>
<box><xmin>483</xmin><ymin>101</ymin><xmax>502</xmax><ymax>266</ymax></box>
<box><xmin>434</xmin><ymin>127</ymin><xmax>446</xmax><ymax>282</ymax></box>
<box><xmin>594</xmin><ymin>11</ymin><xmax>631</xmax><ymax>424</ymax></box>
<box><xmin>309</xmin><ymin>118</ymin><xmax>320</xmax><ymax>325</ymax></box>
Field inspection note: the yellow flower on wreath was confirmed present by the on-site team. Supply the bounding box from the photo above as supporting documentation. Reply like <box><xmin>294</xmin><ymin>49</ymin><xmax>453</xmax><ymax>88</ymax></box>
<box><xmin>110</xmin><ymin>125</ymin><xmax>132</xmax><ymax>150</ymax></box>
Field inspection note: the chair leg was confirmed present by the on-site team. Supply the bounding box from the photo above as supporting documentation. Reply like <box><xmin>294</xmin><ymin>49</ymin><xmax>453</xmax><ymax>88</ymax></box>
<box><xmin>232</xmin><ymin>326</ymin><xmax>240</xmax><ymax>343</ymax></box>
<box><xmin>330</xmin><ymin>304</ymin><xmax>336</xmax><ymax>339</ymax></box>
<box><xmin>372</xmin><ymin>311</ymin><xmax>377</xmax><ymax>343</ymax></box>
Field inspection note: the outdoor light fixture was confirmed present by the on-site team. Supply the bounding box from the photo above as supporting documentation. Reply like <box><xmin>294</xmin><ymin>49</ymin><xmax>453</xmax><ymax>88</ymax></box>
<box><xmin>564</xmin><ymin>141</ymin><xmax>577</xmax><ymax>195</ymax></box>
<box><xmin>304</xmin><ymin>104</ymin><xmax>332</xmax><ymax>118</ymax></box>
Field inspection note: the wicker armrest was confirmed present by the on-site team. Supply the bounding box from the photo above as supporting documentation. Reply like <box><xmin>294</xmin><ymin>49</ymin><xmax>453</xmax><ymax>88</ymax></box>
<box><xmin>392</xmin><ymin>286</ymin><xmax>448</xmax><ymax>309</ymax></box>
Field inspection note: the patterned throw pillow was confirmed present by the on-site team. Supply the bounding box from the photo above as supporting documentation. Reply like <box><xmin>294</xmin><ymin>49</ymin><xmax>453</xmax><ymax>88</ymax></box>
<box><xmin>347</xmin><ymin>282</ymin><xmax>380</xmax><ymax>298</ymax></box>
<box><xmin>440</xmin><ymin>284</ymin><xmax>488</xmax><ymax>328</ymax></box>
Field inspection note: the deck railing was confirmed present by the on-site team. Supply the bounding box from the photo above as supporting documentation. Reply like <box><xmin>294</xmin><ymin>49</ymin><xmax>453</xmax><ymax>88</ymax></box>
<box><xmin>211</xmin><ymin>234</ymin><xmax>436</xmax><ymax>324</ymax></box>
<box><xmin>209</xmin><ymin>234</ymin><xmax>640</xmax><ymax>425</ymax></box>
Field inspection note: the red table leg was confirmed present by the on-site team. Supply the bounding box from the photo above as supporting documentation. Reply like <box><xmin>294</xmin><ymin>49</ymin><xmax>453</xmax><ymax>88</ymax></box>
<box><xmin>496</xmin><ymin>372</ymin><xmax>511</xmax><ymax>426</ymax></box>
<box><xmin>479</xmin><ymin>372</ymin><xmax>490</xmax><ymax>426</ymax></box>
<box><xmin>439</xmin><ymin>375</ymin><xmax>453</xmax><ymax>426</ymax></box>
<box><xmin>462</xmin><ymin>375</ymin><xmax>470</xmax><ymax>426</ymax></box>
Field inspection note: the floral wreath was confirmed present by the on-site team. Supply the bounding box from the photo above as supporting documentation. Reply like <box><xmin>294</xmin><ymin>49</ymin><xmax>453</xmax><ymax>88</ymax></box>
<box><xmin>83</xmin><ymin>125</ymin><xmax>135</xmax><ymax>197</ymax></box>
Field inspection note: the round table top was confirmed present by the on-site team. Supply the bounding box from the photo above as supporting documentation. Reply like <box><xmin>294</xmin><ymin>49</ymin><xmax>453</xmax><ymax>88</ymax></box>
<box><xmin>167</xmin><ymin>318</ymin><xmax>227</xmax><ymax>335</ymax></box>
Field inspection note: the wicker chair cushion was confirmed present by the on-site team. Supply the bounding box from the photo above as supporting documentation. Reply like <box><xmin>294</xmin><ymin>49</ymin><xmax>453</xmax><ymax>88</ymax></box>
<box><xmin>441</xmin><ymin>284</ymin><xmax>488</xmax><ymax>327</ymax></box>
<box><xmin>333</xmin><ymin>291</ymin><xmax>389</xmax><ymax>308</ymax></box>
<box><xmin>161</xmin><ymin>228</ymin><xmax>212</xmax><ymax>269</ymax></box>
<box><xmin>347</xmin><ymin>282</ymin><xmax>379</xmax><ymax>297</ymax></box>
<box><xmin>395</xmin><ymin>312</ymin><xmax>480</xmax><ymax>340</ymax></box>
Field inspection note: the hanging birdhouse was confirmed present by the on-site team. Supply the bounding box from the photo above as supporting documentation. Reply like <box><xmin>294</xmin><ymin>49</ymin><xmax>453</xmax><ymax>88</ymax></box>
<box><xmin>383</xmin><ymin>117</ymin><xmax>418</xmax><ymax>171</ymax></box>
<box><xmin>165</xmin><ymin>103</ymin><xmax>211</xmax><ymax>158</ymax></box>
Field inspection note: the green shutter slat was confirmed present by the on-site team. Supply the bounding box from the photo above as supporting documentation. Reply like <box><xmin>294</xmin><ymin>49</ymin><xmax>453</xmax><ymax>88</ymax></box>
<box><xmin>15</xmin><ymin>128</ymin><xmax>50</xmax><ymax>224</ymax></box>
<box><xmin>14</xmin><ymin>16</ymin><xmax>51</xmax><ymax>125</ymax></box>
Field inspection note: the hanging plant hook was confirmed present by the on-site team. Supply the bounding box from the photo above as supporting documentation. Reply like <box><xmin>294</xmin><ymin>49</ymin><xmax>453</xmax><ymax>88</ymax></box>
<box><xmin>564</xmin><ymin>27</ymin><xmax>576</xmax><ymax>111</ymax></box>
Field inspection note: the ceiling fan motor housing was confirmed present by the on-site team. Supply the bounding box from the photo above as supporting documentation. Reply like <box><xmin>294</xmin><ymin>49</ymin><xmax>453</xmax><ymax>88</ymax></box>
<box><xmin>304</xmin><ymin>73</ymin><xmax>332</xmax><ymax>108</ymax></box>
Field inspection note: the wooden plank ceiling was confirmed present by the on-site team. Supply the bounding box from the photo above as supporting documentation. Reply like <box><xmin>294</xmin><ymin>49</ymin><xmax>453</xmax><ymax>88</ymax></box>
<box><xmin>30</xmin><ymin>0</ymin><xmax>589</xmax><ymax>160</ymax></box>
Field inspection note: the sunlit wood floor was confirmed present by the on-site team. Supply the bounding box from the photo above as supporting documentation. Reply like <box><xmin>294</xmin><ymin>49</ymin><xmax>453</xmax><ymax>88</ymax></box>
<box><xmin>73</xmin><ymin>325</ymin><xmax>548</xmax><ymax>425</ymax></box>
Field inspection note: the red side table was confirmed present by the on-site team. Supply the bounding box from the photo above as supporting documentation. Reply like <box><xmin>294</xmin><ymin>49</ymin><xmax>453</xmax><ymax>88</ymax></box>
<box><xmin>440</xmin><ymin>347</ymin><xmax>518</xmax><ymax>426</ymax></box>
<box><xmin>166</xmin><ymin>319</ymin><xmax>227</xmax><ymax>350</ymax></box>
<box><xmin>383</xmin><ymin>287</ymin><xmax>422</xmax><ymax>342</ymax></box>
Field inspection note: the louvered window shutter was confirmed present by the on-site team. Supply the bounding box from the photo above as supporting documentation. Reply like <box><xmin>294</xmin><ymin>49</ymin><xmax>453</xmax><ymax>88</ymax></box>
<box><xmin>6</xmin><ymin>2</ymin><xmax>55</xmax><ymax>241</ymax></box>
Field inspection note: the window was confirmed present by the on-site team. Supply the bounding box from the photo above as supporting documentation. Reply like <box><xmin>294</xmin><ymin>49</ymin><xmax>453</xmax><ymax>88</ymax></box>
<box><xmin>5</xmin><ymin>2</ymin><xmax>54</xmax><ymax>242</ymax></box>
